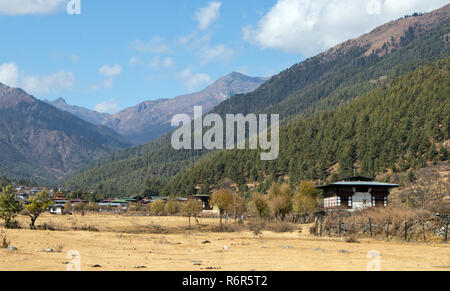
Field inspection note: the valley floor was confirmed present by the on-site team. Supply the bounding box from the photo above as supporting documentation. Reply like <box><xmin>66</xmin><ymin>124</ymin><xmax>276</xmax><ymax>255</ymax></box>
<box><xmin>0</xmin><ymin>214</ymin><xmax>449</xmax><ymax>271</ymax></box>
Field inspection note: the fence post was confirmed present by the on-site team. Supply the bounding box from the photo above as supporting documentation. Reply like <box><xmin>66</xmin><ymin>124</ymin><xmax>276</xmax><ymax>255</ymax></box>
<box><xmin>314</xmin><ymin>216</ymin><xmax>319</xmax><ymax>236</ymax></box>
<box><xmin>369</xmin><ymin>218</ymin><xmax>373</xmax><ymax>238</ymax></box>
<box><xmin>319</xmin><ymin>216</ymin><xmax>324</xmax><ymax>237</ymax></box>
<box><xmin>444</xmin><ymin>219</ymin><xmax>449</xmax><ymax>244</ymax></box>
<box><xmin>404</xmin><ymin>221</ymin><xmax>408</xmax><ymax>242</ymax></box>
<box><xmin>422</xmin><ymin>220</ymin><xmax>427</xmax><ymax>243</ymax></box>
<box><xmin>386</xmin><ymin>215</ymin><xmax>391</xmax><ymax>241</ymax></box>
<box><xmin>328</xmin><ymin>215</ymin><xmax>332</xmax><ymax>237</ymax></box>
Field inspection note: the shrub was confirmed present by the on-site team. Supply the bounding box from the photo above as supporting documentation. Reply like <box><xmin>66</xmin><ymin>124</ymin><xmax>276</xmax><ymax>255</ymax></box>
<box><xmin>182</xmin><ymin>199</ymin><xmax>203</xmax><ymax>228</ymax></box>
<box><xmin>211</xmin><ymin>223</ymin><xmax>244</xmax><ymax>233</ymax></box>
<box><xmin>230</xmin><ymin>193</ymin><xmax>247</xmax><ymax>221</ymax></box>
<box><xmin>248</xmin><ymin>219</ymin><xmax>265</xmax><ymax>235</ymax></box>
<box><xmin>0</xmin><ymin>186</ymin><xmax>23</xmax><ymax>229</ymax></box>
<box><xmin>247</xmin><ymin>218</ymin><xmax>296</xmax><ymax>234</ymax></box>
<box><xmin>0</xmin><ymin>230</ymin><xmax>10</xmax><ymax>248</ymax></box>
<box><xmin>150</xmin><ymin>200</ymin><xmax>166</xmax><ymax>216</ymax></box>
<box><xmin>293</xmin><ymin>181</ymin><xmax>318</xmax><ymax>215</ymax></box>
<box><xmin>268</xmin><ymin>183</ymin><xmax>293</xmax><ymax>221</ymax></box>
<box><xmin>128</xmin><ymin>202</ymin><xmax>144</xmax><ymax>213</ymax></box>
<box><xmin>165</xmin><ymin>200</ymin><xmax>179</xmax><ymax>215</ymax></box>
<box><xmin>249</xmin><ymin>193</ymin><xmax>270</xmax><ymax>219</ymax></box>
<box><xmin>210</xmin><ymin>189</ymin><xmax>234</xmax><ymax>226</ymax></box>
<box><xmin>267</xmin><ymin>221</ymin><xmax>297</xmax><ymax>233</ymax></box>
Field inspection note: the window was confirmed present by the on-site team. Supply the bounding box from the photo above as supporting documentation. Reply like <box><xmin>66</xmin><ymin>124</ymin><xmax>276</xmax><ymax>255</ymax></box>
<box><xmin>324</xmin><ymin>196</ymin><xmax>341</xmax><ymax>208</ymax></box>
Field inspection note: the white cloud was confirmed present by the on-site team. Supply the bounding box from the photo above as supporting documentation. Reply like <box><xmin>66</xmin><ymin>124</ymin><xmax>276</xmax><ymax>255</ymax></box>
<box><xmin>0</xmin><ymin>62</ymin><xmax>20</xmax><ymax>87</ymax></box>
<box><xmin>131</xmin><ymin>37</ymin><xmax>172</xmax><ymax>54</ymax></box>
<box><xmin>130</xmin><ymin>56</ymin><xmax>173</xmax><ymax>69</ymax></box>
<box><xmin>89</xmin><ymin>78</ymin><xmax>115</xmax><ymax>91</ymax></box>
<box><xmin>22</xmin><ymin>71</ymin><xmax>74</xmax><ymax>95</ymax></box>
<box><xmin>148</xmin><ymin>56</ymin><xmax>160</xmax><ymax>68</ymax></box>
<box><xmin>367</xmin><ymin>0</ymin><xmax>382</xmax><ymax>15</ymax></box>
<box><xmin>94</xmin><ymin>99</ymin><xmax>119</xmax><ymax>114</ymax></box>
<box><xmin>243</xmin><ymin>0</ymin><xmax>449</xmax><ymax>56</ymax></box>
<box><xmin>195</xmin><ymin>1</ymin><xmax>222</xmax><ymax>30</ymax></box>
<box><xmin>199</xmin><ymin>44</ymin><xmax>235</xmax><ymax>64</ymax></box>
<box><xmin>0</xmin><ymin>0</ymin><xmax>65</xmax><ymax>15</ymax></box>
<box><xmin>162</xmin><ymin>57</ymin><xmax>174</xmax><ymax>68</ymax></box>
<box><xmin>99</xmin><ymin>64</ymin><xmax>122</xmax><ymax>77</ymax></box>
<box><xmin>0</xmin><ymin>62</ymin><xmax>74</xmax><ymax>95</ymax></box>
<box><xmin>178</xmin><ymin>32</ymin><xmax>197</xmax><ymax>46</ymax></box>
<box><xmin>177</xmin><ymin>67</ymin><xmax>211</xmax><ymax>92</ymax></box>
<box><xmin>177</xmin><ymin>30</ymin><xmax>235</xmax><ymax>65</ymax></box>
<box><xmin>129</xmin><ymin>56</ymin><xmax>143</xmax><ymax>66</ymax></box>
<box><xmin>147</xmin><ymin>56</ymin><xmax>173</xmax><ymax>68</ymax></box>
<box><xmin>90</xmin><ymin>64</ymin><xmax>122</xmax><ymax>91</ymax></box>
<box><xmin>102</xmin><ymin>78</ymin><xmax>113</xmax><ymax>88</ymax></box>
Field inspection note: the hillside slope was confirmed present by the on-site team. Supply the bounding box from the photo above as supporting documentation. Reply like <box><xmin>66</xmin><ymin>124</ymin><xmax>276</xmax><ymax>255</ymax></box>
<box><xmin>0</xmin><ymin>84</ymin><xmax>130</xmax><ymax>183</ymax></box>
<box><xmin>163</xmin><ymin>57</ymin><xmax>449</xmax><ymax>195</ymax></box>
<box><xmin>213</xmin><ymin>5</ymin><xmax>450</xmax><ymax>119</ymax></box>
<box><xmin>65</xmin><ymin>5</ymin><xmax>450</xmax><ymax>195</ymax></box>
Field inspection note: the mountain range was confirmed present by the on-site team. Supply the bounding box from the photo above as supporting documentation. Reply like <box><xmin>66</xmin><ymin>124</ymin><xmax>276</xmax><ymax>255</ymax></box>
<box><xmin>64</xmin><ymin>4</ymin><xmax>450</xmax><ymax>196</ymax></box>
<box><xmin>47</xmin><ymin>72</ymin><xmax>267</xmax><ymax>145</ymax></box>
<box><xmin>0</xmin><ymin>84</ymin><xmax>130</xmax><ymax>183</ymax></box>
<box><xmin>0</xmin><ymin>71</ymin><xmax>266</xmax><ymax>183</ymax></box>
<box><xmin>45</xmin><ymin>97</ymin><xmax>110</xmax><ymax>126</ymax></box>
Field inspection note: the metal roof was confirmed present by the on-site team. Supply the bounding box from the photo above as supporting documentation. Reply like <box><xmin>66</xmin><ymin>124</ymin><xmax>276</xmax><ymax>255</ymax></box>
<box><xmin>317</xmin><ymin>181</ymin><xmax>399</xmax><ymax>189</ymax></box>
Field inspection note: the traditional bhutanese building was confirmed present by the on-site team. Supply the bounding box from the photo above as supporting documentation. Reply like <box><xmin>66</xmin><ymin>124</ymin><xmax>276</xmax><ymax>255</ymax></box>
<box><xmin>316</xmin><ymin>176</ymin><xmax>399</xmax><ymax>211</ymax></box>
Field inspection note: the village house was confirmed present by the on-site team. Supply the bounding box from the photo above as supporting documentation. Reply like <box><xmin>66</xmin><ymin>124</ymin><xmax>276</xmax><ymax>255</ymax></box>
<box><xmin>50</xmin><ymin>196</ymin><xmax>69</xmax><ymax>215</ymax></box>
<box><xmin>316</xmin><ymin>176</ymin><xmax>399</xmax><ymax>211</ymax></box>
<box><xmin>193</xmin><ymin>194</ymin><xmax>213</xmax><ymax>211</ymax></box>
<box><xmin>29</xmin><ymin>188</ymin><xmax>40</xmax><ymax>196</ymax></box>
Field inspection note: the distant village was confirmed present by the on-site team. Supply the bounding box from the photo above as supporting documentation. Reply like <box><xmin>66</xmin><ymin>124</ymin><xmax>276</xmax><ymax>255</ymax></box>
<box><xmin>9</xmin><ymin>176</ymin><xmax>402</xmax><ymax>216</ymax></box>
<box><xmin>11</xmin><ymin>185</ymin><xmax>213</xmax><ymax>215</ymax></box>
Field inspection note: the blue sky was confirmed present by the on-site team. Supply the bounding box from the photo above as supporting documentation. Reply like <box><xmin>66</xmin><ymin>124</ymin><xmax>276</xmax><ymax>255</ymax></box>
<box><xmin>0</xmin><ymin>0</ymin><xmax>448</xmax><ymax>113</ymax></box>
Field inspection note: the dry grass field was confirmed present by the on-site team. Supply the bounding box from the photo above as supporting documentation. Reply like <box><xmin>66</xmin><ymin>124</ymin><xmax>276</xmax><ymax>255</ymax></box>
<box><xmin>0</xmin><ymin>213</ymin><xmax>449</xmax><ymax>271</ymax></box>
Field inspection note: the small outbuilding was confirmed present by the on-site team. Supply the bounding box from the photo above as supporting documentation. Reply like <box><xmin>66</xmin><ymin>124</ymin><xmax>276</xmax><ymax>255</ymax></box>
<box><xmin>49</xmin><ymin>204</ymin><xmax>65</xmax><ymax>215</ymax></box>
<box><xmin>317</xmin><ymin>176</ymin><xmax>399</xmax><ymax>211</ymax></box>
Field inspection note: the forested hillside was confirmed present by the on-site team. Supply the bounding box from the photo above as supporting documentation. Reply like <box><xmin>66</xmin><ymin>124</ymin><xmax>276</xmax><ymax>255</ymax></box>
<box><xmin>163</xmin><ymin>57</ymin><xmax>449</xmax><ymax>196</ymax></box>
<box><xmin>65</xmin><ymin>11</ymin><xmax>450</xmax><ymax>196</ymax></box>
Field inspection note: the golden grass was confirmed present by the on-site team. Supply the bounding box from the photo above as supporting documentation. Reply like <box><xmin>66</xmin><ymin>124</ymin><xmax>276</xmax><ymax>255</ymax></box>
<box><xmin>0</xmin><ymin>213</ymin><xmax>448</xmax><ymax>271</ymax></box>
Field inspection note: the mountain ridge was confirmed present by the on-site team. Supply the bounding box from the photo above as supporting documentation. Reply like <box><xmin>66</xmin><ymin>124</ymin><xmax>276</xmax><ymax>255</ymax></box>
<box><xmin>103</xmin><ymin>72</ymin><xmax>268</xmax><ymax>144</ymax></box>
<box><xmin>0</xmin><ymin>83</ymin><xmax>131</xmax><ymax>183</ymax></box>
<box><xmin>47</xmin><ymin>72</ymin><xmax>267</xmax><ymax>145</ymax></box>
<box><xmin>45</xmin><ymin>97</ymin><xmax>110</xmax><ymax>126</ymax></box>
